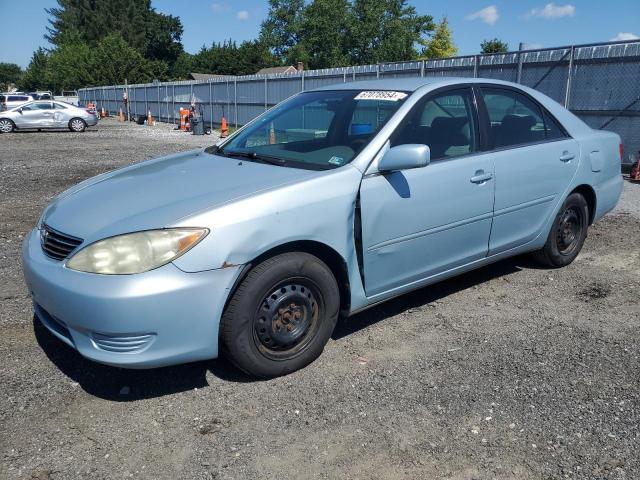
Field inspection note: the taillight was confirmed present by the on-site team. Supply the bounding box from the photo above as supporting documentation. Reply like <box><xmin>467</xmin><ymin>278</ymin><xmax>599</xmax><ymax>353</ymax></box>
<box><xmin>619</xmin><ymin>143</ymin><xmax>624</xmax><ymax>161</ymax></box>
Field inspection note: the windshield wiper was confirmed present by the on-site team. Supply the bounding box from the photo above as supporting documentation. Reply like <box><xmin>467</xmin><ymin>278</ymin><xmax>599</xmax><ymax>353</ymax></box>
<box><xmin>221</xmin><ymin>150</ymin><xmax>287</xmax><ymax>166</ymax></box>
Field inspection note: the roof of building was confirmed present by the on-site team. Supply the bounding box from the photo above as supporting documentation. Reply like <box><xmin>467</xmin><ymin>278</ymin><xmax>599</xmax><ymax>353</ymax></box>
<box><xmin>256</xmin><ymin>66</ymin><xmax>298</xmax><ymax>75</ymax></box>
<box><xmin>189</xmin><ymin>73</ymin><xmax>230</xmax><ymax>81</ymax></box>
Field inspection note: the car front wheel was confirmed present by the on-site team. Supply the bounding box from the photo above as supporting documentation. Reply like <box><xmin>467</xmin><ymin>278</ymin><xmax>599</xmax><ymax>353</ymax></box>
<box><xmin>0</xmin><ymin>119</ymin><xmax>15</xmax><ymax>133</ymax></box>
<box><xmin>533</xmin><ymin>192</ymin><xmax>589</xmax><ymax>268</ymax></box>
<box><xmin>220</xmin><ymin>252</ymin><xmax>340</xmax><ymax>378</ymax></box>
<box><xmin>69</xmin><ymin>118</ymin><xmax>87</xmax><ymax>132</ymax></box>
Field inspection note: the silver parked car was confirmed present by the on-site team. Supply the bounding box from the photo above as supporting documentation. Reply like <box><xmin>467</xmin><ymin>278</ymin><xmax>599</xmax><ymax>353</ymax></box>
<box><xmin>0</xmin><ymin>100</ymin><xmax>98</xmax><ymax>133</ymax></box>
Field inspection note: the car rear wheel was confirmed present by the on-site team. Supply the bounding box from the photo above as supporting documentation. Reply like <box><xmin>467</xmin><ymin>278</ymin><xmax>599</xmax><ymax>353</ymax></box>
<box><xmin>533</xmin><ymin>192</ymin><xmax>589</xmax><ymax>268</ymax></box>
<box><xmin>0</xmin><ymin>119</ymin><xmax>15</xmax><ymax>133</ymax></box>
<box><xmin>69</xmin><ymin>118</ymin><xmax>86</xmax><ymax>132</ymax></box>
<box><xmin>220</xmin><ymin>252</ymin><xmax>340</xmax><ymax>378</ymax></box>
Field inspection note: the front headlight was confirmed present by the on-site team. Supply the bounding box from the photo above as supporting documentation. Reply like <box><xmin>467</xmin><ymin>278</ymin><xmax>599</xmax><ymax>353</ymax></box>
<box><xmin>66</xmin><ymin>228</ymin><xmax>209</xmax><ymax>274</ymax></box>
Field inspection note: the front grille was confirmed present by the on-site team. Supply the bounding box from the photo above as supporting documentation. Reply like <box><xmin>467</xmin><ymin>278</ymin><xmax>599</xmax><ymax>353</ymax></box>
<box><xmin>40</xmin><ymin>224</ymin><xmax>83</xmax><ymax>260</ymax></box>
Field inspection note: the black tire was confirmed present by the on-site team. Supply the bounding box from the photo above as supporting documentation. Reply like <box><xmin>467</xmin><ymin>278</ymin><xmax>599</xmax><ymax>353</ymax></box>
<box><xmin>220</xmin><ymin>252</ymin><xmax>340</xmax><ymax>378</ymax></box>
<box><xmin>533</xmin><ymin>192</ymin><xmax>589</xmax><ymax>268</ymax></box>
<box><xmin>0</xmin><ymin>118</ymin><xmax>15</xmax><ymax>133</ymax></box>
<box><xmin>69</xmin><ymin>118</ymin><xmax>86</xmax><ymax>132</ymax></box>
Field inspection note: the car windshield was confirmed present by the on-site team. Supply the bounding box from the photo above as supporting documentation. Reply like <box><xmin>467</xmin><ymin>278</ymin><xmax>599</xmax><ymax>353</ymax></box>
<box><xmin>212</xmin><ymin>89</ymin><xmax>409</xmax><ymax>170</ymax></box>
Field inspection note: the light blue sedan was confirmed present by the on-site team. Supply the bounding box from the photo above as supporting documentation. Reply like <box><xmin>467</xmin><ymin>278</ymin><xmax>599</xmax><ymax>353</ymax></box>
<box><xmin>22</xmin><ymin>78</ymin><xmax>623</xmax><ymax>377</ymax></box>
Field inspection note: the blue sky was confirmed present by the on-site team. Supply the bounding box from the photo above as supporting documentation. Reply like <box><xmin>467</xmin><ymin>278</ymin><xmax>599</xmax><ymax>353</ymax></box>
<box><xmin>3</xmin><ymin>0</ymin><xmax>639</xmax><ymax>67</ymax></box>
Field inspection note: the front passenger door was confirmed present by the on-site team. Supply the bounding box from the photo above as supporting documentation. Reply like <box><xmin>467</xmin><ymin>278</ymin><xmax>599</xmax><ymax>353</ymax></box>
<box><xmin>359</xmin><ymin>88</ymin><xmax>495</xmax><ymax>297</ymax></box>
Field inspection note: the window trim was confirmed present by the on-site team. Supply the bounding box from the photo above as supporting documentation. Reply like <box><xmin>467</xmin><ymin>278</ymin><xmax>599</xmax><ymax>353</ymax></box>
<box><xmin>473</xmin><ymin>84</ymin><xmax>571</xmax><ymax>153</ymax></box>
<box><xmin>389</xmin><ymin>85</ymin><xmax>481</xmax><ymax>163</ymax></box>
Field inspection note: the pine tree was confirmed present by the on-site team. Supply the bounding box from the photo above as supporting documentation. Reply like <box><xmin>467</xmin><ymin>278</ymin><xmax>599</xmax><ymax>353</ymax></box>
<box><xmin>422</xmin><ymin>17</ymin><xmax>457</xmax><ymax>59</ymax></box>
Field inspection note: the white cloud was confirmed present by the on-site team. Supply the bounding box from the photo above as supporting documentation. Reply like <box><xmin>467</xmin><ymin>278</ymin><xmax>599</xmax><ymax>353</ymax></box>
<box><xmin>211</xmin><ymin>2</ymin><xmax>230</xmax><ymax>13</ymax></box>
<box><xmin>465</xmin><ymin>6</ymin><xmax>499</xmax><ymax>26</ymax></box>
<box><xmin>525</xmin><ymin>3</ymin><xmax>575</xmax><ymax>19</ymax></box>
<box><xmin>610</xmin><ymin>32</ymin><xmax>639</xmax><ymax>41</ymax></box>
<box><xmin>237</xmin><ymin>10</ymin><xmax>249</xmax><ymax>20</ymax></box>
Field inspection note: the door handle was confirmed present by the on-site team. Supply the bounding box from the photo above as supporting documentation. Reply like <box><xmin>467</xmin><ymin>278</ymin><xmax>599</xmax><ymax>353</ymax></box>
<box><xmin>470</xmin><ymin>170</ymin><xmax>493</xmax><ymax>184</ymax></box>
<box><xmin>559</xmin><ymin>151</ymin><xmax>575</xmax><ymax>162</ymax></box>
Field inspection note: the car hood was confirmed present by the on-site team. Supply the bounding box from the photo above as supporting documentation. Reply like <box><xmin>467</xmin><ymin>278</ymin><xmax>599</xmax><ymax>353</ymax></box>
<box><xmin>42</xmin><ymin>149</ymin><xmax>319</xmax><ymax>241</ymax></box>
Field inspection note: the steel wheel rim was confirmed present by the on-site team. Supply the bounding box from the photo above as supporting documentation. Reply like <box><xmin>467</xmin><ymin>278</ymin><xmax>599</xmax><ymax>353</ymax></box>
<box><xmin>253</xmin><ymin>281</ymin><xmax>321</xmax><ymax>360</ymax></box>
<box><xmin>556</xmin><ymin>206</ymin><xmax>583</xmax><ymax>255</ymax></box>
<box><xmin>0</xmin><ymin>120</ymin><xmax>12</xmax><ymax>133</ymax></box>
<box><xmin>71</xmin><ymin>120</ymin><xmax>84</xmax><ymax>131</ymax></box>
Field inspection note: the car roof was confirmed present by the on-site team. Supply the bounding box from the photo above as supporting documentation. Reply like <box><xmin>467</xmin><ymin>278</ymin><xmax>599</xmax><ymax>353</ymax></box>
<box><xmin>311</xmin><ymin>76</ymin><xmax>522</xmax><ymax>92</ymax></box>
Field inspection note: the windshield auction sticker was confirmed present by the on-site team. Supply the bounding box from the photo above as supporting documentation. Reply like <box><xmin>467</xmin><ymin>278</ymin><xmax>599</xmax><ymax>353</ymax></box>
<box><xmin>354</xmin><ymin>91</ymin><xmax>408</xmax><ymax>101</ymax></box>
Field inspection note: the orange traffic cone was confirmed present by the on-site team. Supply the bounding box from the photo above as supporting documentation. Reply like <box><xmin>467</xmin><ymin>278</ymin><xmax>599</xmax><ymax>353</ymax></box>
<box><xmin>220</xmin><ymin>116</ymin><xmax>228</xmax><ymax>138</ymax></box>
<box><xmin>100</xmin><ymin>107</ymin><xmax>106</xmax><ymax>118</ymax></box>
<box><xmin>147</xmin><ymin>109</ymin><xmax>154</xmax><ymax>126</ymax></box>
<box><xmin>118</xmin><ymin>108</ymin><xmax>124</xmax><ymax>122</ymax></box>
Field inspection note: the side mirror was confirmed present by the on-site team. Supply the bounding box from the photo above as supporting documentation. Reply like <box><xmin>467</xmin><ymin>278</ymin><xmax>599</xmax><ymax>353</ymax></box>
<box><xmin>17</xmin><ymin>108</ymin><xmax>23</xmax><ymax>114</ymax></box>
<box><xmin>378</xmin><ymin>144</ymin><xmax>430</xmax><ymax>172</ymax></box>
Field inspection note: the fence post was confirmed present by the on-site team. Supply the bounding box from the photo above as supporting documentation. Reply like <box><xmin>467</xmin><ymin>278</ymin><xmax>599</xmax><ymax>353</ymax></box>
<box><xmin>473</xmin><ymin>55</ymin><xmax>479</xmax><ymax>78</ymax></box>
<box><xmin>516</xmin><ymin>42</ymin><xmax>524</xmax><ymax>84</ymax></box>
<box><xmin>144</xmin><ymin>86</ymin><xmax>148</xmax><ymax>116</ymax></box>
<box><xmin>301</xmin><ymin>70</ymin><xmax>305</xmax><ymax>92</ymax></box>
<box><xmin>172</xmin><ymin>84</ymin><xmax>175</xmax><ymax>123</ymax></box>
<box><xmin>264</xmin><ymin>77</ymin><xmax>268</xmax><ymax>111</ymax></box>
<box><xmin>157</xmin><ymin>84</ymin><xmax>161</xmax><ymax>121</ymax></box>
<box><xmin>420</xmin><ymin>60</ymin><xmax>425</xmax><ymax>77</ymax></box>
<box><xmin>209</xmin><ymin>80</ymin><xmax>213</xmax><ymax>128</ymax></box>
<box><xmin>376</xmin><ymin>63</ymin><xmax>380</xmax><ymax>79</ymax></box>
<box><xmin>564</xmin><ymin>45</ymin><xmax>575</xmax><ymax>108</ymax></box>
<box><xmin>234</xmin><ymin>77</ymin><xmax>238</xmax><ymax>129</ymax></box>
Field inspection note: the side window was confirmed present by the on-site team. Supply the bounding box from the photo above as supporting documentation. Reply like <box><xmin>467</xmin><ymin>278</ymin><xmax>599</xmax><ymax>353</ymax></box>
<box><xmin>349</xmin><ymin>100</ymin><xmax>397</xmax><ymax>137</ymax></box>
<box><xmin>392</xmin><ymin>89</ymin><xmax>478</xmax><ymax>160</ymax></box>
<box><xmin>54</xmin><ymin>103</ymin><xmax>68</xmax><ymax>109</ymax></box>
<box><xmin>20</xmin><ymin>103</ymin><xmax>38</xmax><ymax>111</ymax></box>
<box><xmin>481</xmin><ymin>88</ymin><xmax>546</xmax><ymax>148</ymax></box>
<box><xmin>543</xmin><ymin>110</ymin><xmax>567</xmax><ymax>140</ymax></box>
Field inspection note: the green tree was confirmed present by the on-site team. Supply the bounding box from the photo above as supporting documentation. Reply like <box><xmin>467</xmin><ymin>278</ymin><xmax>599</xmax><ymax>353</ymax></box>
<box><xmin>44</xmin><ymin>31</ymin><xmax>96</xmax><ymax>92</ymax></box>
<box><xmin>90</xmin><ymin>33</ymin><xmax>164</xmax><ymax>86</ymax></box>
<box><xmin>421</xmin><ymin>17</ymin><xmax>457</xmax><ymax>59</ymax></box>
<box><xmin>45</xmin><ymin>0</ymin><xmax>183</xmax><ymax>67</ymax></box>
<box><xmin>259</xmin><ymin>0</ymin><xmax>306</xmax><ymax>63</ymax></box>
<box><xmin>20</xmin><ymin>48</ymin><xmax>51</xmax><ymax>91</ymax></box>
<box><xmin>0</xmin><ymin>63</ymin><xmax>23</xmax><ymax>92</ymax></box>
<box><xmin>300</xmin><ymin>0</ymin><xmax>350</xmax><ymax>69</ymax></box>
<box><xmin>348</xmin><ymin>0</ymin><xmax>434</xmax><ymax>65</ymax></box>
<box><xmin>480</xmin><ymin>38</ymin><xmax>509</xmax><ymax>54</ymax></box>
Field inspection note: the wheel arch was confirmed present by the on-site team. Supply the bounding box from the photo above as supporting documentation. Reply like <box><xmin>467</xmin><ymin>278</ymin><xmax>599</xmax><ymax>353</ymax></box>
<box><xmin>224</xmin><ymin>240</ymin><xmax>351</xmax><ymax>315</ymax></box>
<box><xmin>570</xmin><ymin>184</ymin><xmax>597</xmax><ymax>224</ymax></box>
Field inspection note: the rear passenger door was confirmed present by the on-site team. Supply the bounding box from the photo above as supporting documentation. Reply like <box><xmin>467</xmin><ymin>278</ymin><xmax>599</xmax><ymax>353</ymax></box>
<box><xmin>477</xmin><ymin>87</ymin><xmax>580</xmax><ymax>255</ymax></box>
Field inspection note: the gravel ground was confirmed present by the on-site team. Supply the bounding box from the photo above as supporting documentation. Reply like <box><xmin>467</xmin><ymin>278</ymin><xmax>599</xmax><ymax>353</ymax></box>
<box><xmin>1</xmin><ymin>118</ymin><xmax>639</xmax><ymax>480</ymax></box>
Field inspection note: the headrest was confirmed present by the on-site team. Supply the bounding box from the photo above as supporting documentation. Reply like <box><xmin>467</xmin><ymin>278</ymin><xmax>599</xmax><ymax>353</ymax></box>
<box><xmin>431</xmin><ymin>116</ymin><xmax>470</xmax><ymax>146</ymax></box>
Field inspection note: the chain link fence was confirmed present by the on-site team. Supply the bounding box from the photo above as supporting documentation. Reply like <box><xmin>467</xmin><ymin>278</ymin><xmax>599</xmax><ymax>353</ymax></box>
<box><xmin>79</xmin><ymin>39</ymin><xmax>640</xmax><ymax>166</ymax></box>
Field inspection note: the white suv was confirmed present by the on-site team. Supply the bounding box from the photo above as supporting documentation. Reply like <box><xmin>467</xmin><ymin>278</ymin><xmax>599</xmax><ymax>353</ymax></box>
<box><xmin>0</xmin><ymin>94</ymin><xmax>34</xmax><ymax>111</ymax></box>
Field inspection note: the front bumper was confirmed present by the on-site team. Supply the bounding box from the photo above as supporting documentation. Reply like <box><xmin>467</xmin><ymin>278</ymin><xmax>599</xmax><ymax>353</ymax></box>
<box><xmin>22</xmin><ymin>228</ymin><xmax>242</xmax><ymax>368</ymax></box>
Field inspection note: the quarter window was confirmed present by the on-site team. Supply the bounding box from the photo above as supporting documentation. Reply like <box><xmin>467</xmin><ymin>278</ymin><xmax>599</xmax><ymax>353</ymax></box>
<box><xmin>542</xmin><ymin>110</ymin><xmax>567</xmax><ymax>140</ymax></box>
<box><xmin>481</xmin><ymin>88</ymin><xmax>546</xmax><ymax>148</ymax></box>
<box><xmin>392</xmin><ymin>89</ymin><xmax>478</xmax><ymax>160</ymax></box>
